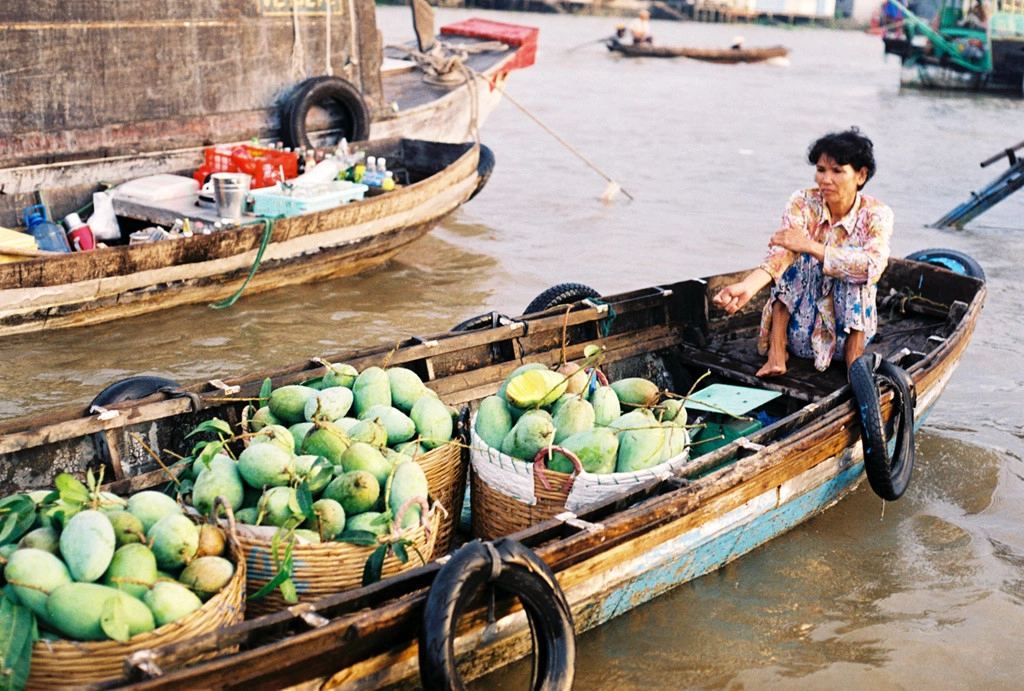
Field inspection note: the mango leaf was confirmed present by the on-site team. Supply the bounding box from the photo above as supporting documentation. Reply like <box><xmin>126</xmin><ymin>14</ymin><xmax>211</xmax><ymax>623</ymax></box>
<box><xmin>393</xmin><ymin>541</ymin><xmax>409</xmax><ymax>564</ymax></box>
<box><xmin>362</xmin><ymin>544</ymin><xmax>388</xmax><ymax>586</ymax></box>
<box><xmin>247</xmin><ymin>528</ymin><xmax>298</xmax><ymax>603</ymax></box>
<box><xmin>186</xmin><ymin>418</ymin><xmax>233</xmax><ymax>439</ymax></box>
<box><xmin>99</xmin><ymin>596</ymin><xmax>130</xmax><ymax>643</ymax></box>
<box><xmin>335</xmin><ymin>530</ymin><xmax>381</xmax><ymax>547</ymax></box>
<box><xmin>54</xmin><ymin>473</ymin><xmax>90</xmax><ymax>506</ymax></box>
<box><xmin>296</xmin><ymin>481</ymin><xmax>314</xmax><ymax>521</ymax></box>
<box><xmin>259</xmin><ymin>378</ymin><xmax>273</xmax><ymax>404</ymax></box>
<box><xmin>0</xmin><ymin>502</ymin><xmax>35</xmax><ymax>547</ymax></box>
<box><xmin>195</xmin><ymin>440</ymin><xmax>226</xmax><ymax>467</ymax></box>
<box><xmin>279</xmin><ymin>578</ymin><xmax>298</xmax><ymax>604</ymax></box>
<box><xmin>0</xmin><ymin>593</ymin><xmax>37</xmax><ymax>691</ymax></box>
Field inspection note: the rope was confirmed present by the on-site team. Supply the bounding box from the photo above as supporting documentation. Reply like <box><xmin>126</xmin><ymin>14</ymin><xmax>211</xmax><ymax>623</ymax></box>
<box><xmin>290</xmin><ymin>0</ymin><xmax>307</xmax><ymax>81</ymax></box>
<box><xmin>591</xmin><ymin>298</ymin><xmax>618</xmax><ymax>337</ymax></box>
<box><xmin>325</xmin><ymin>0</ymin><xmax>333</xmax><ymax>76</ymax></box>
<box><xmin>210</xmin><ymin>217</ymin><xmax>278</xmax><ymax>310</ymax></box>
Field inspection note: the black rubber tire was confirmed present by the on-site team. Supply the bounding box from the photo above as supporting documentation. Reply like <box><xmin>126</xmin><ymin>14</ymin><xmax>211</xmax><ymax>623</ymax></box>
<box><xmin>419</xmin><ymin>538</ymin><xmax>576</xmax><ymax>691</ymax></box>
<box><xmin>469</xmin><ymin>144</ymin><xmax>496</xmax><ymax>201</ymax></box>
<box><xmin>450</xmin><ymin>311</ymin><xmax>513</xmax><ymax>332</ymax></box>
<box><xmin>849</xmin><ymin>354</ymin><xmax>916</xmax><ymax>501</ymax></box>
<box><xmin>523</xmin><ymin>283</ymin><xmax>601</xmax><ymax>315</ymax></box>
<box><xmin>90</xmin><ymin>376</ymin><xmax>181</xmax><ymax>408</ymax></box>
<box><xmin>282</xmin><ymin>76</ymin><xmax>370</xmax><ymax>150</ymax></box>
<box><xmin>905</xmin><ymin>248</ymin><xmax>985</xmax><ymax>281</ymax></box>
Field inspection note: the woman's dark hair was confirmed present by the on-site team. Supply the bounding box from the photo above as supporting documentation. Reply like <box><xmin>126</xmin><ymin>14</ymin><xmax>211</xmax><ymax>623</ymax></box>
<box><xmin>807</xmin><ymin>128</ymin><xmax>876</xmax><ymax>189</ymax></box>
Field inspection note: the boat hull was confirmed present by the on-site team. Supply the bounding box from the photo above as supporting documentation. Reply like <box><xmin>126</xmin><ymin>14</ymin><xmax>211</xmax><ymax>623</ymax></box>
<box><xmin>607</xmin><ymin>41</ymin><xmax>789</xmax><ymax>63</ymax></box>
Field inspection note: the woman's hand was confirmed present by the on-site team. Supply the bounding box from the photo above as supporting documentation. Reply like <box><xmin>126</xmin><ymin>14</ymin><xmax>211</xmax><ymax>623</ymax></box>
<box><xmin>712</xmin><ymin>268</ymin><xmax>772</xmax><ymax>315</ymax></box>
<box><xmin>770</xmin><ymin>227</ymin><xmax>825</xmax><ymax>262</ymax></box>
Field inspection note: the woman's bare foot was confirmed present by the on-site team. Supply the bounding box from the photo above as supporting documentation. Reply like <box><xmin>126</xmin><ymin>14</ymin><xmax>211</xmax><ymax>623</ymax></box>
<box><xmin>756</xmin><ymin>350</ymin><xmax>788</xmax><ymax>377</ymax></box>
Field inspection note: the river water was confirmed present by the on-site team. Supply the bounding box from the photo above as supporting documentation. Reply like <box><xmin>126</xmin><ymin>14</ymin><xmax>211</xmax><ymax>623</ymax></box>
<box><xmin>3</xmin><ymin>7</ymin><xmax>1024</xmax><ymax>689</ymax></box>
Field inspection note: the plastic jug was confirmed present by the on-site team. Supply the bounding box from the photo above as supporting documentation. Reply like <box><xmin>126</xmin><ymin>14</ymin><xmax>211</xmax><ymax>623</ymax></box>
<box><xmin>23</xmin><ymin>205</ymin><xmax>71</xmax><ymax>253</ymax></box>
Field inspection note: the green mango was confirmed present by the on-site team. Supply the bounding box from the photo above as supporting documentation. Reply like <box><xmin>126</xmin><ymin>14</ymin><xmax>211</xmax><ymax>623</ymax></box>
<box><xmin>348</xmin><ymin>418</ymin><xmax>388</xmax><ymax>450</ymax></box>
<box><xmin>654</xmin><ymin>398</ymin><xmax>686</xmax><ymax>423</ymax></box>
<box><xmin>143</xmin><ymin>581</ymin><xmax>203</xmax><ymax>628</ymax></box>
<box><xmin>60</xmin><ymin>510</ymin><xmax>116</xmax><ymax>583</ymax></box>
<box><xmin>352</xmin><ymin>366</ymin><xmax>392</xmax><ymax>417</ymax></box>
<box><xmin>548</xmin><ymin>427</ymin><xmax>620</xmax><ymax>475</ymax></box>
<box><xmin>616</xmin><ymin>425</ymin><xmax>667</xmax><ymax>473</ymax></box>
<box><xmin>47</xmin><ymin>582</ymin><xmax>155</xmax><ymax>641</ymax></box>
<box><xmin>249</xmin><ymin>424</ymin><xmax>295</xmax><ymax>455</ymax></box>
<box><xmin>235</xmin><ymin>507</ymin><xmax>259</xmax><ymax>525</ymax></box>
<box><xmin>288</xmin><ymin>422</ymin><xmax>315</xmax><ymax>453</ymax></box>
<box><xmin>4</xmin><ymin>548</ymin><xmax>72</xmax><ymax>619</ymax></box>
<box><xmin>659</xmin><ymin>421</ymin><xmax>689</xmax><ymax>462</ymax></box>
<box><xmin>103</xmin><ymin>543</ymin><xmax>158</xmax><ymax>600</ymax></box>
<box><xmin>95</xmin><ymin>491</ymin><xmax>129</xmax><ymax>513</ymax></box>
<box><xmin>268</xmin><ymin>385</ymin><xmax>319</xmax><ymax>425</ymax></box>
<box><xmin>323</xmin><ymin>470</ymin><xmax>380</xmax><ymax>516</ymax></box>
<box><xmin>386</xmin><ymin>367</ymin><xmax>429</xmax><ymax>413</ymax></box>
<box><xmin>294</xmin><ymin>454</ymin><xmax>334</xmax><ymax>495</ymax></box>
<box><xmin>147</xmin><ymin>513</ymin><xmax>199</xmax><ymax>570</ymax></box>
<box><xmin>106</xmin><ymin>510</ymin><xmax>147</xmax><ymax>548</ymax></box>
<box><xmin>17</xmin><ymin>526</ymin><xmax>60</xmax><ymax>555</ymax></box>
<box><xmin>248</xmin><ymin>405</ymin><xmax>281</xmax><ymax>432</ymax></box>
<box><xmin>410</xmin><ymin>396</ymin><xmax>453</xmax><ymax>449</ymax></box>
<box><xmin>257</xmin><ymin>487</ymin><xmax>304</xmax><ymax>528</ymax></box>
<box><xmin>304</xmin><ymin>386</ymin><xmax>354</xmax><ymax>422</ymax></box>
<box><xmin>388</xmin><ymin>460</ymin><xmax>429</xmax><ymax>529</ymax></box>
<box><xmin>321</xmin><ymin>363</ymin><xmax>359</xmax><ymax>389</ymax></box>
<box><xmin>590</xmin><ymin>385</ymin><xmax>622</xmax><ymax>426</ymax></box>
<box><xmin>474</xmin><ymin>395</ymin><xmax>513</xmax><ymax>450</ymax></box>
<box><xmin>179</xmin><ymin>556</ymin><xmax>235</xmax><ymax>602</ymax></box>
<box><xmin>302</xmin><ymin>498</ymin><xmax>346</xmax><ymax>541</ymax></box>
<box><xmin>126</xmin><ymin>491</ymin><xmax>183</xmax><ymax>533</ymax></box>
<box><xmin>300</xmin><ymin>419</ymin><xmax>352</xmax><ymax>464</ymax></box>
<box><xmin>358</xmin><ymin>404</ymin><xmax>416</xmax><ymax>446</ymax></box>
<box><xmin>609</xmin><ymin>377</ymin><xmax>661</xmax><ymax>408</ymax></box>
<box><xmin>500</xmin><ymin>409</ymin><xmax>556</xmax><ymax>463</ymax></box>
<box><xmin>505</xmin><ymin>368</ymin><xmax>568</xmax><ymax>409</ymax></box>
<box><xmin>340</xmin><ymin>442</ymin><xmax>392</xmax><ymax>488</ymax></box>
<box><xmin>552</xmin><ymin>396</ymin><xmax>595</xmax><ymax>444</ymax></box>
<box><xmin>392</xmin><ymin>441</ymin><xmax>424</xmax><ymax>459</ymax></box>
<box><xmin>344</xmin><ymin>511</ymin><xmax>388</xmax><ymax>536</ymax></box>
<box><xmin>237</xmin><ymin>442</ymin><xmax>295</xmax><ymax>489</ymax></box>
<box><xmin>192</xmin><ymin>457</ymin><xmax>245</xmax><ymax>514</ymax></box>
<box><xmin>292</xmin><ymin>529</ymin><xmax>322</xmax><ymax>544</ymax></box>
<box><xmin>607</xmin><ymin>408</ymin><xmax>658</xmax><ymax>433</ymax></box>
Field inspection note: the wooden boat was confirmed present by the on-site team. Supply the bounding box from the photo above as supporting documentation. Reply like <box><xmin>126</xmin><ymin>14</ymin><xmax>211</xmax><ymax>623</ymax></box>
<box><xmin>0</xmin><ymin>2</ymin><xmax>537</xmax><ymax>181</ymax></box>
<box><xmin>0</xmin><ymin>250</ymin><xmax>986</xmax><ymax>688</ymax></box>
<box><xmin>0</xmin><ymin>138</ymin><xmax>490</xmax><ymax>337</ymax></box>
<box><xmin>882</xmin><ymin>0</ymin><xmax>1024</xmax><ymax>93</ymax></box>
<box><xmin>606</xmin><ymin>39</ymin><xmax>789</xmax><ymax>63</ymax></box>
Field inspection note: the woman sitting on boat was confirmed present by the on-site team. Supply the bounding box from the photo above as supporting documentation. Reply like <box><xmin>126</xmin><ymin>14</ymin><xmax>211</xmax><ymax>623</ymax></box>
<box><xmin>712</xmin><ymin>128</ymin><xmax>894</xmax><ymax>379</ymax></box>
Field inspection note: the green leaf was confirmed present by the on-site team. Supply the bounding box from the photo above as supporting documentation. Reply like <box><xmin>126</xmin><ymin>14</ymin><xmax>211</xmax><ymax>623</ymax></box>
<box><xmin>362</xmin><ymin>544</ymin><xmax>388</xmax><ymax>586</ymax></box>
<box><xmin>100</xmin><ymin>597</ymin><xmax>130</xmax><ymax>643</ymax></box>
<box><xmin>0</xmin><ymin>506</ymin><xmax>34</xmax><ymax>548</ymax></box>
<box><xmin>54</xmin><ymin>473</ymin><xmax>90</xmax><ymax>505</ymax></box>
<box><xmin>280</xmin><ymin>578</ymin><xmax>298</xmax><ymax>604</ymax></box>
<box><xmin>296</xmin><ymin>482</ymin><xmax>314</xmax><ymax>520</ymax></box>
<box><xmin>393</xmin><ymin>541</ymin><xmax>409</xmax><ymax>564</ymax></box>
<box><xmin>0</xmin><ymin>593</ymin><xmax>37</xmax><ymax>691</ymax></box>
<box><xmin>186</xmin><ymin>418</ymin><xmax>233</xmax><ymax>438</ymax></box>
<box><xmin>260</xmin><ymin>378</ymin><xmax>273</xmax><ymax>404</ymax></box>
<box><xmin>248</xmin><ymin>536</ymin><xmax>295</xmax><ymax>601</ymax></box>
<box><xmin>335</xmin><ymin>530</ymin><xmax>382</xmax><ymax>547</ymax></box>
<box><xmin>195</xmin><ymin>440</ymin><xmax>226</xmax><ymax>467</ymax></box>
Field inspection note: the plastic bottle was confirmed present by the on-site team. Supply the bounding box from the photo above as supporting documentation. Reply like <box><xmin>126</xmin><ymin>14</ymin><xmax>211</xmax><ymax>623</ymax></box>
<box><xmin>382</xmin><ymin>171</ymin><xmax>395</xmax><ymax>191</ymax></box>
<box><xmin>23</xmin><ymin>205</ymin><xmax>71</xmax><ymax>253</ymax></box>
<box><xmin>62</xmin><ymin>212</ymin><xmax>95</xmax><ymax>251</ymax></box>
<box><xmin>363</xmin><ymin>156</ymin><xmax>382</xmax><ymax>186</ymax></box>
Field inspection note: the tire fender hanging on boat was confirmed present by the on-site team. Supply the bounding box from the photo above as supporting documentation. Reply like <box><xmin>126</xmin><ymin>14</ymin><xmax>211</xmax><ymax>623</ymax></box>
<box><xmin>904</xmin><ymin>248</ymin><xmax>986</xmax><ymax>281</ymax></box>
<box><xmin>469</xmin><ymin>144</ymin><xmax>496</xmax><ymax>200</ymax></box>
<box><xmin>419</xmin><ymin>538</ymin><xmax>576</xmax><ymax>691</ymax></box>
<box><xmin>281</xmin><ymin>76</ymin><xmax>370</xmax><ymax>150</ymax></box>
<box><xmin>849</xmin><ymin>353</ymin><xmax>917</xmax><ymax>501</ymax></box>
<box><xmin>89</xmin><ymin>376</ymin><xmax>182</xmax><ymax>408</ymax></box>
<box><xmin>523</xmin><ymin>283</ymin><xmax>601</xmax><ymax>315</ymax></box>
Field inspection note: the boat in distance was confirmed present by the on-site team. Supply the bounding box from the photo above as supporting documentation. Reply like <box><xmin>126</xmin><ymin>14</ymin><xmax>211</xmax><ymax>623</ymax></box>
<box><xmin>0</xmin><ymin>249</ymin><xmax>986</xmax><ymax>689</ymax></box>
<box><xmin>606</xmin><ymin>39</ymin><xmax>789</xmax><ymax>63</ymax></box>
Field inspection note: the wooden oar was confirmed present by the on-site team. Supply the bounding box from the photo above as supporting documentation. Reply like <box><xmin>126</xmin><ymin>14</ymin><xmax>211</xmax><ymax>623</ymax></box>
<box><xmin>0</xmin><ymin>244</ymin><xmax>60</xmax><ymax>258</ymax></box>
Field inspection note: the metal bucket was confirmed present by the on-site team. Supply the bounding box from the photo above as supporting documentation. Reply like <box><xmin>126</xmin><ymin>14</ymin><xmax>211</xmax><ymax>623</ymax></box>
<box><xmin>211</xmin><ymin>173</ymin><xmax>251</xmax><ymax>223</ymax></box>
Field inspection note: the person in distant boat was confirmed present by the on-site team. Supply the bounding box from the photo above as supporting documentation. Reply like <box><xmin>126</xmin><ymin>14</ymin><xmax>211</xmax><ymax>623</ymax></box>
<box><xmin>731</xmin><ymin>36</ymin><xmax>745</xmax><ymax>50</ymax></box>
<box><xmin>629</xmin><ymin>9</ymin><xmax>652</xmax><ymax>45</ymax></box>
<box><xmin>612</xmin><ymin>23</ymin><xmax>628</xmax><ymax>44</ymax></box>
<box><xmin>712</xmin><ymin>128</ymin><xmax>893</xmax><ymax>379</ymax></box>
<box><xmin>958</xmin><ymin>0</ymin><xmax>988</xmax><ymax>29</ymax></box>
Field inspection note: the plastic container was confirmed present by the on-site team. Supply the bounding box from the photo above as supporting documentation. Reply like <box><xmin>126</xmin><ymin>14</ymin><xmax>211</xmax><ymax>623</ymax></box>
<box><xmin>23</xmin><ymin>205</ymin><xmax>71</xmax><ymax>253</ymax></box>
<box><xmin>249</xmin><ymin>181</ymin><xmax>368</xmax><ymax>218</ymax></box>
<box><xmin>63</xmin><ymin>213</ymin><xmax>95</xmax><ymax>251</ymax></box>
<box><xmin>193</xmin><ymin>144</ymin><xmax>298</xmax><ymax>189</ymax></box>
<box><xmin>111</xmin><ymin>175</ymin><xmax>199</xmax><ymax>203</ymax></box>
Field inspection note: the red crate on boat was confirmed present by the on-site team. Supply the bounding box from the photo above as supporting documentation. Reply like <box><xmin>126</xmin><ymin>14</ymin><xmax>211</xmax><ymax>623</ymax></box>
<box><xmin>193</xmin><ymin>144</ymin><xmax>298</xmax><ymax>189</ymax></box>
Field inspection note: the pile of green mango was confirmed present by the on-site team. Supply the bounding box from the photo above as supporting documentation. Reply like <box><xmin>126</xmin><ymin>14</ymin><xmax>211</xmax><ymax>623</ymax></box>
<box><xmin>185</xmin><ymin>364</ymin><xmax>456</xmax><ymax>542</ymax></box>
<box><xmin>474</xmin><ymin>363</ymin><xmax>689</xmax><ymax>475</ymax></box>
<box><xmin>0</xmin><ymin>480</ymin><xmax>235</xmax><ymax>644</ymax></box>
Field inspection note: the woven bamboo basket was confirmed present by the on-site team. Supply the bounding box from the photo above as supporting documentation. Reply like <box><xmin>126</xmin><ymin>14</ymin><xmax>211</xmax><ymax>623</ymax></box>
<box><xmin>242</xmin><ymin>507</ymin><xmax>441</xmax><ymax>617</ymax></box>
<box><xmin>413</xmin><ymin>440</ymin><xmax>468</xmax><ymax>556</ymax></box>
<box><xmin>25</xmin><ymin>509</ymin><xmax>246</xmax><ymax>690</ymax></box>
<box><xmin>469</xmin><ymin>426</ymin><xmax>690</xmax><ymax>541</ymax></box>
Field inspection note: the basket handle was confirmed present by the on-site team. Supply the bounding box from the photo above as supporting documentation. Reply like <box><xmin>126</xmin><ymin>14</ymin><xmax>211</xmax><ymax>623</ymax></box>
<box><xmin>533</xmin><ymin>446</ymin><xmax>583</xmax><ymax>494</ymax></box>
<box><xmin>391</xmin><ymin>495</ymin><xmax>433</xmax><ymax>543</ymax></box>
<box><xmin>211</xmin><ymin>495</ymin><xmax>240</xmax><ymax>548</ymax></box>
<box><xmin>590</xmin><ymin>368</ymin><xmax>609</xmax><ymax>386</ymax></box>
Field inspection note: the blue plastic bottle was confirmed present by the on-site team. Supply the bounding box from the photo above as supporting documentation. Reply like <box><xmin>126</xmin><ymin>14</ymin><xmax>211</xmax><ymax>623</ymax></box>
<box><xmin>23</xmin><ymin>205</ymin><xmax>72</xmax><ymax>253</ymax></box>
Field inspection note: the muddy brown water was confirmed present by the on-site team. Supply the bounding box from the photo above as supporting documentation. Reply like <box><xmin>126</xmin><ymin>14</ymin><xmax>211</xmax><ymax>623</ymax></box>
<box><xmin>2</xmin><ymin>7</ymin><xmax>1023</xmax><ymax>689</ymax></box>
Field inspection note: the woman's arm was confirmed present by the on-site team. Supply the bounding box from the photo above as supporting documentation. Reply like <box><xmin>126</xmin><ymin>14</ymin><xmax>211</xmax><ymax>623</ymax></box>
<box><xmin>712</xmin><ymin>268</ymin><xmax>773</xmax><ymax>314</ymax></box>
<box><xmin>823</xmin><ymin>201</ymin><xmax>894</xmax><ymax>284</ymax></box>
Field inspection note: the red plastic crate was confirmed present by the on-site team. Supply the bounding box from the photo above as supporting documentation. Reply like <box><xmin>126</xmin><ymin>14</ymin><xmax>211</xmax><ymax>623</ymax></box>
<box><xmin>193</xmin><ymin>144</ymin><xmax>298</xmax><ymax>189</ymax></box>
